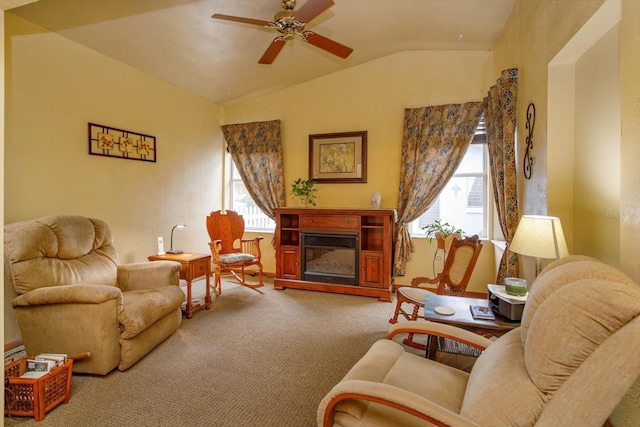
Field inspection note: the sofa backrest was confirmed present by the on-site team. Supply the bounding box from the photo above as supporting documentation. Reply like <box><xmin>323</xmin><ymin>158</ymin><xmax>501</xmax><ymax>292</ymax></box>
<box><xmin>460</xmin><ymin>255</ymin><xmax>640</xmax><ymax>426</ymax></box>
<box><xmin>4</xmin><ymin>215</ymin><xmax>119</xmax><ymax>294</ymax></box>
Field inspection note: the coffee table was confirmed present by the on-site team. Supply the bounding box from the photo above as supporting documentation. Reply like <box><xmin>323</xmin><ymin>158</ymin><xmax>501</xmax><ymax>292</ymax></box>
<box><xmin>422</xmin><ymin>294</ymin><xmax>520</xmax><ymax>359</ymax></box>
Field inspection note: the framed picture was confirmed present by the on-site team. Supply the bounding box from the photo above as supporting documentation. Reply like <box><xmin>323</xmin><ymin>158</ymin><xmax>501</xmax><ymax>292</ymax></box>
<box><xmin>88</xmin><ymin>123</ymin><xmax>156</xmax><ymax>162</ymax></box>
<box><xmin>309</xmin><ymin>131</ymin><xmax>367</xmax><ymax>183</ymax></box>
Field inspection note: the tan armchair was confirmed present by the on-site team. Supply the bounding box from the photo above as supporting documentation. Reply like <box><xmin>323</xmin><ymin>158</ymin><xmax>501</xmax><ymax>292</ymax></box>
<box><xmin>319</xmin><ymin>255</ymin><xmax>640</xmax><ymax>426</ymax></box>
<box><xmin>4</xmin><ymin>215</ymin><xmax>185</xmax><ymax>375</ymax></box>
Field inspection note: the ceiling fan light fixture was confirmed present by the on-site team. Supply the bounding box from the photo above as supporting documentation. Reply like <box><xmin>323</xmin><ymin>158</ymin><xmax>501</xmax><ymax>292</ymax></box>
<box><xmin>283</xmin><ymin>27</ymin><xmax>296</xmax><ymax>41</ymax></box>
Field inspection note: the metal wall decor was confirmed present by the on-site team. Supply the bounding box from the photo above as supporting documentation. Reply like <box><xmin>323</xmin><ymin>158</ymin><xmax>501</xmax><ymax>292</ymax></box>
<box><xmin>523</xmin><ymin>103</ymin><xmax>535</xmax><ymax>179</ymax></box>
<box><xmin>88</xmin><ymin>123</ymin><xmax>156</xmax><ymax>162</ymax></box>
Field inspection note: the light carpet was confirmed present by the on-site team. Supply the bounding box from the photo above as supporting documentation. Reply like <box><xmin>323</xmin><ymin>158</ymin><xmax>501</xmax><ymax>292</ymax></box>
<box><xmin>5</xmin><ymin>278</ymin><xmax>398</xmax><ymax>426</ymax></box>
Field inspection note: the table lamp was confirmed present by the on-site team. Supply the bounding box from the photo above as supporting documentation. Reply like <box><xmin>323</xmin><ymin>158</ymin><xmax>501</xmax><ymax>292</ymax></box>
<box><xmin>167</xmin><ymin>224</ymin><xmax>187</xmax><ymax>254</ymax></box>
<box><xmin>509</xmin><ymin>215</ymin><xmax>569</xmax><ymax>276</ymax></box>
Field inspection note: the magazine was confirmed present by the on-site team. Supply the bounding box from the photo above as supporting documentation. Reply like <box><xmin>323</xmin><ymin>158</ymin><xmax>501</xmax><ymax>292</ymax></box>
<box><xmin>469</xmin><ymin>305</ymin><xmax>495</xmax><ymax>320</ymax></box>
<box><xmin>20</xmin><ymin>353</ymin><xmax>68</xmax><ymax>379</ymax></box>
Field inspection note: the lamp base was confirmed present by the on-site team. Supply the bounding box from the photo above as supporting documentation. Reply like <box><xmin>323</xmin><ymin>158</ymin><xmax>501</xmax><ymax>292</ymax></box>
<box><xmin>166</xmin><ymin>249</ymin><xmax>183</xmax><ymax>254</ymax></box>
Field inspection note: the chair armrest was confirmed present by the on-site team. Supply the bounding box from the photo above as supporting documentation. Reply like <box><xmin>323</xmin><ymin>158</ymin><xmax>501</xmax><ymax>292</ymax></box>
<box><xmin>318</xmin><ymin>379</ymin><xmax>481</xmax><ymax>427</ymax></box>
<box><xmin>240</xmin><ymin>236</ymin><xmax>263</xmax><ymax>258</ymax></box>
<box><xmin>388</xmin><ymin>321</ymin><xmax>493</xmax><ymax>352</ymax></box>
<box><xmin>12</xmin><ymin>284</ymin><xmax>122</xmax><ymax>307</ymax></box>
<box><xmin>209</xmin><ymin>240</ymin><xmax>222</xmax><ymax>263</ymax></box>
<box><xmin>117</xmin><ymin>261</ymin><xmax>181</xmax><ymax>292</ymax></box>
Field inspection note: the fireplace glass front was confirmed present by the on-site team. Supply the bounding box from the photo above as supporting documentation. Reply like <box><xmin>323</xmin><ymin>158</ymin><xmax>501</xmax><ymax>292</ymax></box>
<box><xmin>302</xmin><ymin>231</ymin><xmax>359</xmax><ymax>285</ymax></box>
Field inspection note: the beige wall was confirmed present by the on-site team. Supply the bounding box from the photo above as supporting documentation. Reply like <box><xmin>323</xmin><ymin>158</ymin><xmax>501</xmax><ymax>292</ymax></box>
<box><xmin>224</xmin><ymin>50</ymin><xmax>498</xmax><ymax>293</ymax></box>
<box><xmin>3</xmin><ymin>14</ymin><xmax>225</xmax><ymax>342</ymax></box>
<box><xmin>573</xmin><ymin>26</ymin><xmax>620</xmax><ymax>266</ymax></box>
<box><xmin>494</xmin><ymin>0</ymin><xmax>640</xmax><ymax>424</ymax></box>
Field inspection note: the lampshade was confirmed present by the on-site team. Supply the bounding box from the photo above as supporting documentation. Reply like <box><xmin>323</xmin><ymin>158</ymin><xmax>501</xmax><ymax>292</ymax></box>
<box><xmin>510</xmin><ymin>215</ymin><xmax>569</xmax><ymax>259</ymax></box>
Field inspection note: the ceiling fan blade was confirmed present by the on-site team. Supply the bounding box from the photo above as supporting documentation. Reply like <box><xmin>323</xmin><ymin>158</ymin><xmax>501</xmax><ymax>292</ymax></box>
<box><xmin>294</xmin><ymin>0</ymin><xmax>335</xmax><ymax>24</ymax></box>
<box><xmin>211</xmin><ymin>14</ymin><xmax>271</xmax><ymax>27</ymax></box>
<box><xmin>258</xmin><ymin>38</ymin><xmax>287</xmax><ymax>64</ymax></box>
<box><xmin>302</xmin><ymin>32</ymin><xmax>353</xmax><ymax>59</ymax></box>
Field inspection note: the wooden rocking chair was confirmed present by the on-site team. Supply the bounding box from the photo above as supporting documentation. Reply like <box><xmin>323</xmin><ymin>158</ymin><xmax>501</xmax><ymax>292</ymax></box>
<box><xmin>389</xmin><ymin>234</ymin><xmax>483</xmax><ymax>349</ymax></box>
<box><xmin>206</xmin><ymin>210</ymin><xmax>264</xmax><ymax>294</ymax></box>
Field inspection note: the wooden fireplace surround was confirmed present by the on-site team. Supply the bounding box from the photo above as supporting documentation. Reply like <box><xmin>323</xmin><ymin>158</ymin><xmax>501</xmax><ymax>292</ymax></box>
<box><xmin>274</xmin><ymin>208</ymin><xmax>395</xmax><ymax>301</ymax></box>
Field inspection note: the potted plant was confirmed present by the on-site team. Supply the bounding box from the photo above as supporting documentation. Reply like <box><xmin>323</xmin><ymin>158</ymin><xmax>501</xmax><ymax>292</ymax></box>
<box><xmin>421</xmin><ymin>219</ymin><xmax>464</xmax><ymax>251</ymax></box>
<box><xmin>290</xmin><ymin>178</ymin><xmax>317</xmax><ymax>207</ymax></box>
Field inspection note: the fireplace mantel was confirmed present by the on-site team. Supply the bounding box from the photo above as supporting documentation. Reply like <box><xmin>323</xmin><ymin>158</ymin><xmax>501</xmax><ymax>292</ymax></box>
<box><xmin>273</xmin><ymin>208</ymin><xmax>395</xmax><ymax>301</ymax></box>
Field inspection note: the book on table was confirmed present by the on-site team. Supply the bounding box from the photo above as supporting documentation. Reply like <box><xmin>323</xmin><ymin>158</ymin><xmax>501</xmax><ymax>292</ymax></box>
<box><xmin>470</xmin><ymin>304</ymin><xmax>495</xmax><ymax>320</ymax></box>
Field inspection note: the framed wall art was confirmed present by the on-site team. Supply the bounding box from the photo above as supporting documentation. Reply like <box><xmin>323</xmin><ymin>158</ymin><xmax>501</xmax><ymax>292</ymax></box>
<box><xmin>308</xmin><ymin>131</ymin><xmax>367</xmax><ymax>183</ymax></box>
<box><xmin>88</xmin><ymin>122</ymin><xmax>156</xmax><ymax>162</ymax></box>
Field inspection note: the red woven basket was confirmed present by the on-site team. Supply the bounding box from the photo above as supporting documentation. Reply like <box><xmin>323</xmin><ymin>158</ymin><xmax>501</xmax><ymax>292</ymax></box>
<box><xmin>4</xmin><ymin>357</ymin><xmax>73</xmax><ymax>421</ymax></box>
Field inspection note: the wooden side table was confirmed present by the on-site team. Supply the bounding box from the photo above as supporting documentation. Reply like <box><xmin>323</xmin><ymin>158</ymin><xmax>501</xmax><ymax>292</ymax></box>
<box><xmin>422</xmin><ymin>294</ymin><xmax>520</xmax><ymax>359</ymax></box>
<box><xmin>148</xmin><ymin>252</ymin><xmax>212</xmax><ymax>319</ymax></box>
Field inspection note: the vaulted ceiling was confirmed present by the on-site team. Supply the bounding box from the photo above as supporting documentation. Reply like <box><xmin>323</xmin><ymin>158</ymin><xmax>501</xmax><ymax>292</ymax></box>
<box><xmin>9</xmin><ymin>0</ymin><xmax>516</xmax><ymax>105</ymax></box>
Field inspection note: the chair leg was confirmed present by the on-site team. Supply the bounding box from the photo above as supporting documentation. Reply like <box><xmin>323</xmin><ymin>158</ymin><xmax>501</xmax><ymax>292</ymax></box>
<box><xmin>402</xmin><ymin>304</ymin><xmax>427</xmax><ymax>351</ymax></box>
<box><xmin>389</xmin><ymin>295</ymin><xmax>404</xmax><ymax>324</ymax></box>
<box><xmin>257</xmin><ymin>263</ymin><xmax>264</xmax><ymax>286</ymax></box>
<box><xmin>214</xmin><ymin>272</ymin><xmax>222</xmax><ymax>295</ymax></box>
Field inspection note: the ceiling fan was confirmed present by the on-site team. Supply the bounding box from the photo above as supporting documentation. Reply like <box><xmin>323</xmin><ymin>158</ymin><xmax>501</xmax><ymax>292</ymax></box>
<box><xmin>212</xmin><ymin>0</ymin><xmax>353</xmax><ymax>65</ymax></box>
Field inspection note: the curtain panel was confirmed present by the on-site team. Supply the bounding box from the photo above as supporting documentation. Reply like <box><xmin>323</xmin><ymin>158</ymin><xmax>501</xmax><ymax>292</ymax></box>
<box><xmin>221</xmin><ymin>119</ymin><xmax>285</xmax><ymax>223</ymax></box>
<box><xmin>485</xmin><ymin>68</ymin><xmax>519</xmax><ymax>283</ymax></box>
<box><xmin>393</xmin><ymin>102</ymin><xmax>485</xmax><ymax>276</ymax></box>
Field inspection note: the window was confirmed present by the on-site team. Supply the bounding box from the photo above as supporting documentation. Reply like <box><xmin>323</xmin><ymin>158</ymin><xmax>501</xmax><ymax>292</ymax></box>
<box><xmin>229</xmin><ymin>161</ymin><xmax>275</xmax><ymax>231</ymax></box>
<box><xmin>409</xmin><ymin>122</ymin><xmax>488</xmax><ymax>238</ymax></box>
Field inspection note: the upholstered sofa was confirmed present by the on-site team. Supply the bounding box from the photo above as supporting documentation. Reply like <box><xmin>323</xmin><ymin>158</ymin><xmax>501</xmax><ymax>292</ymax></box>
<box><xmin>318</xmin><ymin>255</ymin><xmax>640</xmax><ymax>426</ymax></box>
<box><xmin>4</xmin><ymin>215</ymin><xmax>185</xmax><ymax>375</ymax></box>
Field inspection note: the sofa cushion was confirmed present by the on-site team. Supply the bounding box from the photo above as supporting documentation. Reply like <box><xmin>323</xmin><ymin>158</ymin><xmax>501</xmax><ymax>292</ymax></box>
<box><xmin>336</xmin><ymin>339</ymin><xmax>469</xmax><ymax>421</ymax></box>
<box><xmin>525</xmin><ymin>278</ymin><xmax>640</xmax><ymax>395</ymax></box>
<box><xmin>119</xmin><ymin>286</ymin><xmax>185</xmax><ymax>339</ymax></box>
<box><xmin>219</xmin><ymin>253</ymin><xmax>256</xmax><ymax>265</ymax></box>
<box><xmin>521</xmin><ymin>256</ymin><xmax>638</xmax><ymax>347</ymax></box>
<box><xmin>460</xmin><ymin>329</ymin><xmax>545</xmax><ymax>426</ymax></box>
<box><xmin>4</xmin><ymin>215</ymin><xmax>119</xmax><ymax>294</ymax></box>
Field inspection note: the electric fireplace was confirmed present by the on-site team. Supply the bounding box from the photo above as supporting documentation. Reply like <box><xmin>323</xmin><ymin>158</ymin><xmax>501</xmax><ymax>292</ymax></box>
<box><xmin>301</xmin><ymin>231</ymin><xmax>359</xmax><ymax>285</ymax></box>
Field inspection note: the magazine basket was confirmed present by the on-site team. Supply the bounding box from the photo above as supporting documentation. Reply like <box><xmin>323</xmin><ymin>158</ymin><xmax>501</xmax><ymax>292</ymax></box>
<box><xmin>4</xmin><ymin>357</ymin><xmax>73</xmax><ymax>421</ymax></box>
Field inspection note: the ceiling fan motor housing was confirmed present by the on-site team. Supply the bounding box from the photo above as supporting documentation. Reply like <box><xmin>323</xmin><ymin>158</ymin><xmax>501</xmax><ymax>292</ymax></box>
<box><xmin>282</xmin><ymin>0</ymin><xmax>296</xmax><ymax>10</ymax></box>
<box><xmin>273</xmin><ymin>10</ymin><xmax>304</xmax><ymax>40</ymax></box>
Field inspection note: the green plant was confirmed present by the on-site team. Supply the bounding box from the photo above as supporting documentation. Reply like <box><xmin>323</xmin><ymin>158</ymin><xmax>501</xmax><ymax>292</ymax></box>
<box><xmin>290</xmin><ymin>178</ymin><xmax>317</xmax><ymax>206</ymax></box>
<box><xmin>421</xmin><ymin>219</ymin><xmax>463</xmax><ymax>243</ymax></box>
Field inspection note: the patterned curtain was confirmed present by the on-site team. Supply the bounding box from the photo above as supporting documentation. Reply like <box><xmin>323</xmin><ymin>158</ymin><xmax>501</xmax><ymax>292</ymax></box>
<box><xmin>485</xmin><ymin>68</ymin><xmax>519</xmax><ymax>283</ymax></box>
<box><xmin>393</xmin><ymin>102</ymin><xmax>485</xmax><ymax>276</ymax></box>
<box><xmin>221</xmin><ymin>119</ymin><xmax>285</xmax><ymax>224</ymax></box>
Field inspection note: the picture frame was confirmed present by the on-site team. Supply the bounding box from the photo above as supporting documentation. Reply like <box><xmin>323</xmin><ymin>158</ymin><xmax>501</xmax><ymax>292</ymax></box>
<box><xmin>88</xmin><ymin>123</ymin><xmax>156</xmax><ymax>162</ymax></box>
<box><xmin>309</xmin><ymin>131</ymin><xmax>367</xmax><ymax>183</ymax></box>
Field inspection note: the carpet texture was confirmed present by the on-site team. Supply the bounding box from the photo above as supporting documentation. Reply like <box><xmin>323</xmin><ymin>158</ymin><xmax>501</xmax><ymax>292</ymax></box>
<box><xmin>5</xmin><ymin>278</ymin><xmax>397</xmax><ymax>426</ymax></box>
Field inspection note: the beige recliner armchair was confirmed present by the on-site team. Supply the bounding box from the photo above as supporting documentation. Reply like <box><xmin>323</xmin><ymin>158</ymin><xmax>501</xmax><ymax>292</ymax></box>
<box><xmin>4</xmin><ymin>215</ymin><xmax>185</xmax><ymax>375</ymax></box>
<box><xmin>318</xmin><ymin>255</ymin><xmax>640</xmax><ymax>426</ymax></box>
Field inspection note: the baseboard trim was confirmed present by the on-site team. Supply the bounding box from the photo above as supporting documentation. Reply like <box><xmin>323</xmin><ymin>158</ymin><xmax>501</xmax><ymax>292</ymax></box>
<box><xmin>5</xmin><ymin>339</ymin><xmax>23</xmax><ymax>352</ymax></box>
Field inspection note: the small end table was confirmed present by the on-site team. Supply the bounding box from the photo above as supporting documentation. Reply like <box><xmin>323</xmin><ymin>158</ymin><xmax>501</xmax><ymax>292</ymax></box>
<box><xmin>148</xmin><ymin>252</ymin><xmax>212</xmax><ymax>319</ymax></box>
<box><xmin>422</xmin><ymin>294</ymin><xmax>520</xmax><ymax>359</ymax></box>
